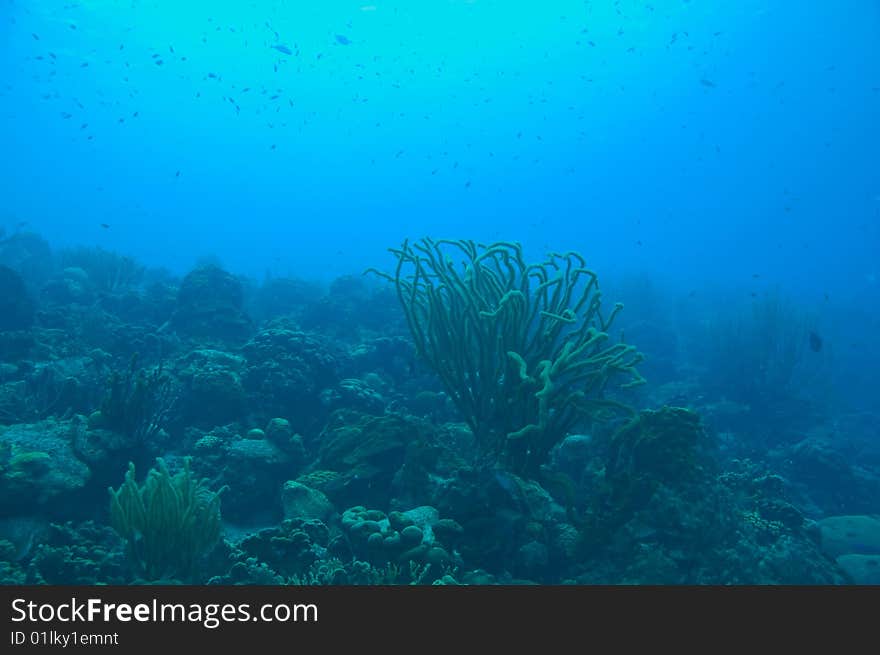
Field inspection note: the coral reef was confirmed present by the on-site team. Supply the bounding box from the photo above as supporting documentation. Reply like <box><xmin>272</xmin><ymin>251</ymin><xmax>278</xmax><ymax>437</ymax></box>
<box><xmin>0</xmin><ymin>235</ymin><xmax>872</xmax><ymax>586</ymax></box>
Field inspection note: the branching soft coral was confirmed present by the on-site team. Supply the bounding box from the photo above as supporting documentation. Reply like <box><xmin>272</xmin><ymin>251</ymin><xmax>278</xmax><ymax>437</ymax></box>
<box><xmin>108</xmin><ymin>457</ymin><xmax>224</xmax><ymax>582</ymax></box>
<box><xmin>369</xmin><ymin>238</ymin><xmax>644</xmax><ymax>476</ymax></box>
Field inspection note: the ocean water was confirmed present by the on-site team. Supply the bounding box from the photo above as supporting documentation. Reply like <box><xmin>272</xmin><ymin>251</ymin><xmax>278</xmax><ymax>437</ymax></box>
<box><xmin>0</xmin><ymin>1</ymin><xmax>878</xmax><ymax>585</ymax></box>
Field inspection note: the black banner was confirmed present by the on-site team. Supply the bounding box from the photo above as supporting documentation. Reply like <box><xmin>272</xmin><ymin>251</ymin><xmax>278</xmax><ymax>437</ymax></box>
<box><xmin>1</xmin><ymin>585</ymin><xmax>876</xmax><ymax>650</ymax></box>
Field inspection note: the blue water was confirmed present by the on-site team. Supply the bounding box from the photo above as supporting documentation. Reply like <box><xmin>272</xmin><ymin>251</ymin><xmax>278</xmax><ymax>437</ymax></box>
<box><xmin>0</xmin><ymin>1</ymin><xmax>879</xmax><ymax>585</ymax></box>
<box><xmin>3</xmin><ymin>1</ymin><xmax>877</xmax><ymax>287</ymax></box>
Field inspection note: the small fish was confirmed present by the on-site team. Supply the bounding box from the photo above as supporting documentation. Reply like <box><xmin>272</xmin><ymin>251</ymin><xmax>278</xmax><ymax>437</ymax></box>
<box><xmin>808</xmin><ymin>331</ymin><xmax>823</xmax><ymax>352</ymax></box>
<box><xmin>335</xmin><ymin>34</ymin><xmax>352</xmax><ymax>45</ymax></box>
<box><xmin>271</xmin><ymin>44</ymin><xmax>292</xmax><ymax>55</ymax></box>
<box><xmin>100</xmin><ymin>223</ymin><xmax>110</xmax><ymax>229</ymax></box>
<box><xmin>175</xmin><ymin>170</ymin><xmax>180</xmax><ymax>177</ymax></box>
<box><xmin>700</xmin><ymin>78</ymin><xmax>716</xmax><ymax>88</ymax></box>
<box><xmin>32</xmin><ymin>33</ymin><xmax>39</xmax><ymax>40</ymax></box>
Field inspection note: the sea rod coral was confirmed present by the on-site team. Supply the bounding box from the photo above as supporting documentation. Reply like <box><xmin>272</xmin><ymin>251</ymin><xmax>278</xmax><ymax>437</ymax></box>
<box><xmin>368</xmin><ymin>238</ymin><xmax>645</xmax><ymax>476</ymax></box>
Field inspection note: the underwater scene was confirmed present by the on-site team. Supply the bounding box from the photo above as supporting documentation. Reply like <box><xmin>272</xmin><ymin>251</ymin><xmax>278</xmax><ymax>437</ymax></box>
<box><xmin>0</xmin><ymin>1</ymin><xmax>878</xmax><ymax>586</ymax></box>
